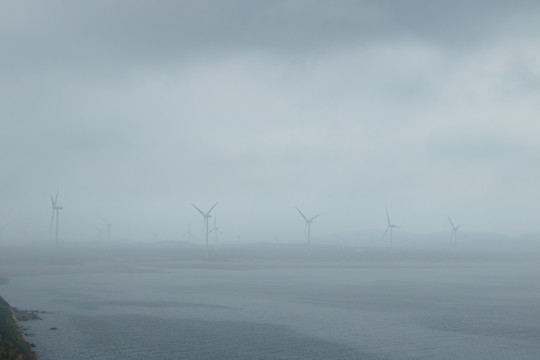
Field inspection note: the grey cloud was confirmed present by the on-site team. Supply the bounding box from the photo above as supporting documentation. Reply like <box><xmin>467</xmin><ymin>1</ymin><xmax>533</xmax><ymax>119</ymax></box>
<box><xmin>3</xmin><ymin>0</ymin><xmax>539</xmax><ymax>76</ymax></box>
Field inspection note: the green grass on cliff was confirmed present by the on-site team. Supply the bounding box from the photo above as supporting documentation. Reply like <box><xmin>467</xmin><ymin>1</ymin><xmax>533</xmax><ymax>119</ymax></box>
<box><xmin>0</xmin><ymin>296</ymin><xmax>36</xmax><ymax>359</ymax></box>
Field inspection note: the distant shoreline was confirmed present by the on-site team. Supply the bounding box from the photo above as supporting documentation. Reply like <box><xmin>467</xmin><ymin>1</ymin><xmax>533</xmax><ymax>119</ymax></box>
<box><xmin>1</xmin><ymin>257</ymin><xmax>535</xmax><ymax>280</ymax></box>
<box><xmin>1</xmin><ymin>243</ymin><xmax>538</xmax><ymax>279</ymax></box>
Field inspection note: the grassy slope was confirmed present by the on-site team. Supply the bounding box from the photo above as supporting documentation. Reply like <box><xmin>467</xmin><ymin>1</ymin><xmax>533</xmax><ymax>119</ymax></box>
<box><xmin>0</xmin><ymin>296</ymin><xmax>36</xmax><ymax>360</ymax></box>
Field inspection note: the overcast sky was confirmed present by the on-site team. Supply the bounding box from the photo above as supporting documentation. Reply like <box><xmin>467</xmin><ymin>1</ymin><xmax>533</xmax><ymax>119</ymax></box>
<box><xmin>1</xmin><ymin>1</ymin><xmax>540</xmax><ymax>244</ymax></box>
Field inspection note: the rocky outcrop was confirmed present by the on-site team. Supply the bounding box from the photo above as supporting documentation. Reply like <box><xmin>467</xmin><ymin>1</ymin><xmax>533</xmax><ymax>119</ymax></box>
<box><xmin>0</xmin><ymin>297</ymin><xmax>37</xmax><ymax>360</ymax></box>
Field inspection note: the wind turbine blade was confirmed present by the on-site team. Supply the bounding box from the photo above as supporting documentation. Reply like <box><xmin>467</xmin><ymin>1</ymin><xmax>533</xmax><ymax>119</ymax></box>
<box><xmin>309</xmin><ymin>213</ymin><xmax>321</xmax><ymax>222</ymax></box>
<box><xmin>296</xmin><ymin>207</ymin><xmax>308</xmax><ymax>222</ymax></box>
<box><xmin>192</xmin><ymin>204</ymin><xmax>206</xmax><ymax>217</ymax></box>
<box><xmin>448</xmin><ymin>217</ymin><xmax>455</xmax><ymax>228</ymax></box>
<box><xmin>55</xmin><ymin>191</ymin><xmax>59</xmax><ymax>203</ymax></box>
<box><xmin>218</xmin><ymin>230</ymin><xmax>224</xmax><ymax>235</ymax></box>
<box><xmin>50</xmin><ymin>195</ymin><xmax>55</xmax><ymax>207</ymax></box>
<box><xmin>382</xmin><ymin>226</ymin><xmax>390</xmax><ymax>238</ymax></box>
<box><xmin>385</xmin><ymin>208</ymin><xmax>391</xmax><ymax>225</ymax></box>
<box><xmin>207</xmin><ymin>202</ymin><xmax>218</xmax><ymax>216</ymax></box>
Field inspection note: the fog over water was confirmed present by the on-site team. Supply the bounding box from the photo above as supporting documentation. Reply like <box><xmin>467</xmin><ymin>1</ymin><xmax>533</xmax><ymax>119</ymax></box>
<box><xmin>2</xmin><ymin>1</ymin><xmax>540</xmax><ymax>359</ymax></box>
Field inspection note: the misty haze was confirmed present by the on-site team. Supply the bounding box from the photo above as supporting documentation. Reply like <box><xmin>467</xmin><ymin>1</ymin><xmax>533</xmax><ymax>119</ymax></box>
<box><xmin>1</xmin><ymin>1</ymin><xmax>540</xmax><ymax>359</ymax></box>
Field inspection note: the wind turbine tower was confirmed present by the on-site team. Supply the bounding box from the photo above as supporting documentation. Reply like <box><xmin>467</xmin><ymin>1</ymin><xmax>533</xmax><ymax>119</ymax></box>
<box><xmin>448</xmin><ymin>217</ymin><xmax>463</xmax><ymax>249</ymax></box>
<box><xmin>383</xmin><ymin>208</ymin><xmax>399</xmax><ymax>248</ymax></box>
<box><xmin>50</xmin><ymin>192</ymin><xmax>63</xmax><ymax>247</ymax></box>
<box><xmin>210</xmin><ymin>216</ymin><xmax>224</xmax><ymax>246</ymax></box>
<box><xmin>296</xmin><ymin>207</ymin><xmax>321</xmax><ymax>247</ymax></box>
<box><xmin>101</xmin><ymin>217</ymin><xmax>112</xmax><ymax>242</ymax></box>
<box><xmin>192</xmin><ymin>203</ymin><xmax>218</xmax><ymax>259</ymax></box>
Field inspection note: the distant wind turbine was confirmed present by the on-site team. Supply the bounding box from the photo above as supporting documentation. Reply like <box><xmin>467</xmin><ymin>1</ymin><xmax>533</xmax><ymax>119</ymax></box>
<box><xmin>448</xmin><ymin>217</ymin><xmax>463</xmax><ymax>249</ymax></box>
<box><xmin>50</xmin><ymin>191</ymin><xmax>63</xmax><ymax>247</ymax></box>
<box><xmin>182</xmin><ymin>223</ymin><xmax>193</xmax><ymax>242</ymax></box>
<box><xmin>210</xmin><ymin>216</ymin><xmax>224</xmax><ymax>245</ymax></box>
<box><xmin>296</xmin><ymin>207</ymin><xmax>320</xmax><ymax>247</ymax></box>
<box><xmin>382</xmin><ymin>208</ymin><xmax>399</xmax><ymax>247</ymax></box>
<box><xmin>101</xmin><ymin>217</ymin><xmax>112</xmax><ymax>242</ymax></box>
<box><xmin>192</xmin><ymin>202</ymin><xmax>218</xmax><ymax>259</ymax></box>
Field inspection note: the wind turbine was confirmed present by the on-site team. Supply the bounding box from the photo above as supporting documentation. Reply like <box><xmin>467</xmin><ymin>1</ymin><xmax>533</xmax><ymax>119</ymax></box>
<box><xmin>448</xmin><ymin>217</ymin><xmax>463</xmax><ymax>249</ymax></box>
<box><xmin>182</xmin><ymin>223</ymin><xmax>193</xmax><ymax>242</ymax></box>
<box><xmin>296</xmin><ymin>207</ymin><xmax>320</xmax><ymax>247</ymax></box>
<box><xmin>0</xmin><ymin>222</ymin><xmax>9</xmax><ymax>245</ymax></box>
<box><xmin>101</xmin><ymin>217</ymin><xmax>112</xmax><ymax>242</ymax></box>
<box><xmin>50</xmin><ymin>191</ymin><xmax>63</xmax><ymax>247</ymax></box>
<box><xmin>192</xmin><ymin>202</ymin><xmax>218</xmax><ymax>259</ymax></box>
<box><xmin>210</xmin><ymin>216</ymin><xmax>224</xmax><ymax>246</ymax></box>
<box><xmin>383</xmin><ymin>208</ymin><xmax>399</xmax><ymax>247</ymax></box>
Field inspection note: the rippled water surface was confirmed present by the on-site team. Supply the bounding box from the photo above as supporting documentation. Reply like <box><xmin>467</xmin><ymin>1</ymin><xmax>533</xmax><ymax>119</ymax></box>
<box><xmin>4</xmin><ymin>265</ymin><xmax>540</xmax><ymax>359</ymax></box>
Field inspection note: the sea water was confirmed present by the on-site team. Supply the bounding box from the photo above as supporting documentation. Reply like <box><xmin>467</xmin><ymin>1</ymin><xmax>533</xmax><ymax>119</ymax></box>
<box><xmin>3</xmin><ymin>265</ymin><xmax>540</xmax><ymax>359</ymax></box>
